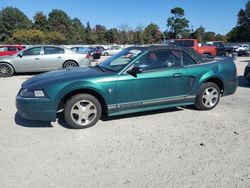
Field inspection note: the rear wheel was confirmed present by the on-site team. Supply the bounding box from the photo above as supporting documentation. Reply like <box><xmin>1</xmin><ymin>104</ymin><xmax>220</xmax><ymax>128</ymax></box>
<box><xmin>104</xmin><ymin>52</ymin><xmax>108</xmax><ymax>56</ymax></box>
<box><xmin>64</xmin><ymin>94</ymin><xmax>102</xmax><ymax>129</ymax></box>
<box><xmin>195</xmin><ymin>82</ymin><xmax>220</xmax><ymax>110</ymax></box>
<box><xmin>0</xmin><ymin>63</ymin><xmax>14</xmax><ymax>77</ymax></box>
<box><xmin>63</xmin><ymin>61</ymin><xmax>78</xmax><ymax>69</ymax></box>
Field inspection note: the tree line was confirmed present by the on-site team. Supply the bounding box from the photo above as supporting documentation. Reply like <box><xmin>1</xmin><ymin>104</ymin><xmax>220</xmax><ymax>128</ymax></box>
<box><xmin>0</xmin><ymin>1</ymin><xmax>249</xmax><ymax>45</ymax></box>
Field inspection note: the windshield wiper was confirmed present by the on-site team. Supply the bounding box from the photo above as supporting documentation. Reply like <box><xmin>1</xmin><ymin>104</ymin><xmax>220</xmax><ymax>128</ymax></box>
<box><xmin>95</xmin><ymin>64</ymin><xmax>106</xmax><ymax>72</ymax></box>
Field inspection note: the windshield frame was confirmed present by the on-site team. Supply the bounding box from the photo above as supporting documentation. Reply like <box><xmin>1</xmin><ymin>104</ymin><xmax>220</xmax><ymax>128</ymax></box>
<box><xmin>98</xmin><ymin>47</ymin><xmax>146</xmax><ymax>74</ymax></box>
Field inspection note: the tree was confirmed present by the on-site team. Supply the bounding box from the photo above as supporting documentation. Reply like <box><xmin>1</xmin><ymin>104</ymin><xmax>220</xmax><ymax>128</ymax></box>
<box><xmin>227</xmin><ymin>1</ymin><xmax>250</xmax><ymax>42</ymax></box>
<box><xmin>85</xmin><ymin>22</ymin><xmax>97</xmax><ymax>44</ymax></box>
<box><xmin>193</xmin><ymin>26</ymin><xmax>205</xmax><ymax>43</ymax></box>
<box><xmin>94</xmin><ymin>24</ymin><xmax>107</xmax><ymax>44</ymax></box>
<box><xmin>204</xmin><ymin>31</ymin><xmax>216</xmax><ymax>41</ymax></box>
<box><xmin>167</xmin><ymin>7</ymin><xmax>190</xmax><ymax>38</ymax></box>
<box><xmin>0</xmin><ymin>7</ymin><xmax>32</xmax><ymax>42</ymax></box>
<box><xmin>47</xmin><ymin>9</ymin><xmax>71</xmax><ymax>35</ymax></box>
<box><xmin>143</xmin><ymin>23</ymin><xmax>162</xmax><ymax>44</ymax></box>
<box><xmin>9</xmin><ymin>29</ymin><xmax>45</xmax><ymax>44</ymax></box>
<box><xmin>33</xmin><ymin>12</ymin><xmax>47</xmax><ymax>31</ymax></box>
<box><xmin>68</xmin><ymin>18</ymin><xmax>85</xmax><ymax>44</ymax></box>
<box><xmin>45</xmin><ymin>31</ymin><xmax>66</xmax><ymax>44</ymax></box>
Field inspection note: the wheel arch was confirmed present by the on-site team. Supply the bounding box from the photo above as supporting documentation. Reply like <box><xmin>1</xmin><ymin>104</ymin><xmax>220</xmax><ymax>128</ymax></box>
<box><xmin>58</xmin><ymin>88</ymin><xmax>108</xmax><ymax>115</ymax></box>
<box><xmin>63</xmin><ymin>60</ymin><xmax>79</xmax><ymax>68</ymax></box>
<box><xmin>0</xmin><ymin>61</ymin><xmax>15</xmax><ymax>71</ymax></box>
<box><xmin>203</xmin><ymin>77</ymin><xmax>224</xmax><ymax>93</ymax></box>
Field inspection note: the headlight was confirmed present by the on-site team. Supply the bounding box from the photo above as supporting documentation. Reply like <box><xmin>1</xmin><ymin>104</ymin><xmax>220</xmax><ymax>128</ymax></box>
<box><xmin>19</xmin><ymin>88</ymin><xmax>45</xmax><ymax>98</ymax></box>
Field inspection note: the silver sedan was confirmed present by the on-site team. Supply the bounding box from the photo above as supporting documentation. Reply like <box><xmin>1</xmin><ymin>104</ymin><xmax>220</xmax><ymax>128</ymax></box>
<box><xmin>0</xmin><ymin>45</ymin><xmax>91</xmax><ymax>77</ymax></box>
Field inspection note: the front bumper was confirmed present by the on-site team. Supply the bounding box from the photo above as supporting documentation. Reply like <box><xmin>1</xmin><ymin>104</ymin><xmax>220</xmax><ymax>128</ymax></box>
<box><xmin>244</xmin><ymin>66</ymin><xmax>250</xmax><ymax>81</ymax></box>
<box><xmin>16</xmin><ymin>95</ymin><xmax>58</xmax><ymax>121</ymax></box>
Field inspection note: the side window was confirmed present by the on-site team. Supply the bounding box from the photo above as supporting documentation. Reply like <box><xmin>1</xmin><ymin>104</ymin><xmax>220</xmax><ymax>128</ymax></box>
<box><xmin>136</xmin><ymin>50</ymin><xmax>181</xmax><ymax>71</ymax></box>
<box><xmin>182</xmin><ymin>52</ymin><xmax>196</xmax><ymax>66</ymax></box>
<box><xmin>44</xmin><ymin>47</ymin><xmax>64</xmax><ymax>55</ymax></box>
<box><xmin>22</xmin><ymin>47</ymin><xmax>41</xmax><ymax>56</ymax></box>
<box><xmin>8</xmin><ymin>46</ymin><xmax>17</xmax><ymax>51</ymax></box>
<box><xmin>0</xmin><ymin>47</ymin><xmax>7</xmax><ymax>52</ymax></box>
<box><xmin>78</xmin><ymin>47</ymin><xmax>86</xmax><ymax>53</ymax></box>
<box><xmin>71</xmin><ymin>47</ymin><xmax>78</xmax><ymax>52</ymax></box>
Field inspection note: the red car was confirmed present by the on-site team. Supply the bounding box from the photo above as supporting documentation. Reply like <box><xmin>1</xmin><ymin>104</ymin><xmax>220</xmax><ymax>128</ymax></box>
<box><xmin>0</xmin><ymin>45</ymin><xmax>25</xmax><ymax>56</ymax></box>
<box><xmin>167</xmin><ymin>39</ymin><xmax>217</xmax><ymax>56</ymax></box>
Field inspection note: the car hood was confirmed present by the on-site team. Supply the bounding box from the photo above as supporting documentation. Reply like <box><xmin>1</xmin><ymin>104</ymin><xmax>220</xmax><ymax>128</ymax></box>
<box><xmin>22</xmin><ymin>66</ymin><xmax>114</xmax><ymax>89</ymax></box>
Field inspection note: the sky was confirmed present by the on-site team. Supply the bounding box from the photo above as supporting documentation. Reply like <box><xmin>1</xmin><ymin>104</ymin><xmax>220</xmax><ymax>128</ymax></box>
<box><xmin>0</xmin><ymin>0</ymin><xmax>248</xmax><ymax>34</ymax></box>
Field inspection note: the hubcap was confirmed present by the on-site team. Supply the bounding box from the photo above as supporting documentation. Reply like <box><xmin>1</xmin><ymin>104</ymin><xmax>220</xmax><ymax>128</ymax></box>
<box><xmin>70</xmin><ymin>100</ymin><xmax>97</xmax><ymax>126</ymax></box>
<box><xmin>202</xmin><ymin>87</ymin><xmax>219</xmax><ymax>108</ymax></box>
<box><xmin>65</xmin><ymin>62</ymin><xmax>76</xmax><ymax>68</ymax></box>
<box><xmin>0</xmin><ymin>65</ymin><xmax>10</xmax><ymax>75</ymax></box>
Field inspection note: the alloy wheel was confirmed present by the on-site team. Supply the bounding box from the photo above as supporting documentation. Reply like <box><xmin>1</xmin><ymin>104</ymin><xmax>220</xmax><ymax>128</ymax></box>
<box><xmin>202</xmin><ymin>87</ymin><xmax>219</xmax><ymax>108</ymax></box>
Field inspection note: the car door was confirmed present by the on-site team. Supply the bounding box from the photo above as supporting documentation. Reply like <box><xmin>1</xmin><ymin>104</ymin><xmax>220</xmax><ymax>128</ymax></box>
<box><xmin>116</xmin><ymin>49</ymin><xmax>193</xmax><ymax>111</ymax></box>
<box><xmin>42</xmin><ymin>46</ymin><xmax>65</xmax><ymax>70</ymax></box>
<box><xmin>13</xmin><ymin>47</ymin><xmax>43</xmax><ymax>72</ymax></box>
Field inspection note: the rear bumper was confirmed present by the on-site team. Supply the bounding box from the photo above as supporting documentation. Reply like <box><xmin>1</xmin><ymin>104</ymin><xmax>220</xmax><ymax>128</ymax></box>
<box><xmin>223</xmin><ymin>77</ymin><xmax>239</xmax><ymax>96</ymax></box>
<box><xmin>16</xmin><ymin>95</ymin><xmax>58</xmax><ymax>121</ymax></box>
<box><xmin>244</xmin><ymin>66</ymin><xmax>250</xmax><ymax>81</ymax></box>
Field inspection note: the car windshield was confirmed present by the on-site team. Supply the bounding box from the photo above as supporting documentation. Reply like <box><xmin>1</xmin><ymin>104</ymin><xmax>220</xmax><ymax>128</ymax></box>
<box><xmin>185</xmin><ymin>48</ymin><xmax>212</xmax><ymax>63</ymax></box>
<box><xmin>99</xmin><ymin>48</ymin><xmax>144</xmax><ymax>72</ymax></box>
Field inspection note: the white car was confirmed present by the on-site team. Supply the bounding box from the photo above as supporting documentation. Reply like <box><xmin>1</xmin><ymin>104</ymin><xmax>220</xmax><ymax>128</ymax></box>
<box><xmin>235</xmin><ymin>44</ymin><xmax>249</xmax><ymax>52</ymax></box>
<box><xmin>102</xmin><ymin>46</ymin><xmax>123</xmax><ymax>56</ymax></box>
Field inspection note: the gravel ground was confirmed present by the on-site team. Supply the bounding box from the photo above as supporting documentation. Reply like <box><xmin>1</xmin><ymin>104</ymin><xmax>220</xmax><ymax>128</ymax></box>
<box><xmin>0</xmin><ymin>57</ymin><xmax>249</xmax><ymax>188</ymax></box>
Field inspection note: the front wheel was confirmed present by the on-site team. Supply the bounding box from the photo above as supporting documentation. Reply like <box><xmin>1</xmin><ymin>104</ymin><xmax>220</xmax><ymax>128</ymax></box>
<box><xmin>0</xmin><ymin>63</ymin><xmax>14</xmax><ymax>77</ymax></box>
<box><xmin>64</xmin><ymin>94</ymin><xmax>102</xmax><ymax>129</ymax></box>
<box><xmin>195</xmin><ymin>82</ymin><xmax>221</xmax><ymax>110</ymax></box>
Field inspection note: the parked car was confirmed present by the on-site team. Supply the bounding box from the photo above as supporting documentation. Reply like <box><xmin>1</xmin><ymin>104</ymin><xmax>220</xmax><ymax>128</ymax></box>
<box><xmin>102</xmin><ymin>46</ymin><xmax>123</xmax><ymax>56</ymax></box>
<box><xmin>94</xmin><ymin>46</ymin><xmax>106</xmax><ymax>54</ymax></box>
<box><xmin>237</xmin><ymin>49</ymin><xmax>250</xmax><ymax>56</ymax></box>
<box><xmin>206</xmin><ymin>41</ymin><xmax>234</xmax><ymax>56</ymax></box>
<box><xmin>16</xmin><ymin>46</ymin><xmax>238</xmax><ymax>129</ymax></box>
<box><xmin>235</xmin><ymin>44</ymin><xmax>249</xmax><ymax>52</ymax></box>
<box><xmin>0</xmin><ymin>45</ymin><xmax>25</xmax><ymax>56</ymax></box>
<box><xmin>165</xmin><ymin>39</ymin><xmax>217</xmax><ymax>56</ymax></box>
<box><xmin>244</xmin><ymin>62</ymin><xmax>250</xmax><ymax>82</ymax></box>
<box><xmin>71</xmin><ymin>47</ymin><xmax>101</xmax><ymax>60</ymax></box>
<box><xmin>0</xmin><ymin>45</ymin><xmax>91</xmax><ymax>77</ymax></box>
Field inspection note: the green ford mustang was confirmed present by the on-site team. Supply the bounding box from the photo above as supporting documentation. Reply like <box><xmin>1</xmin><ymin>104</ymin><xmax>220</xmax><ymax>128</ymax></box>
<box><xmin>16</xmin><ymin>46</ymin><xmax>238</xmax><ymax>129</ymax></box>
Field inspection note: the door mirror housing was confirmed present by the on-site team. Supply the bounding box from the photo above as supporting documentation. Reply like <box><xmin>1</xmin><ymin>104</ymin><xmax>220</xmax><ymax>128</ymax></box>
<box><xmin>127</xmin><ymin>66</ymin><xmax>142</xmax><ymax>77</ymax></box>
<box><xmin>17</xmin><ymin>52</ymin><xmax>23</xmax><ymax>58</ymax></box>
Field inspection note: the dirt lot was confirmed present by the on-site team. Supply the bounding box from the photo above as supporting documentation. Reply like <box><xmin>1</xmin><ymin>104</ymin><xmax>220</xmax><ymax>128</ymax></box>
<box><xmin>0</xmin><ymin>57</ymin><xmax>249</xmax><ymax>188</ymax></box>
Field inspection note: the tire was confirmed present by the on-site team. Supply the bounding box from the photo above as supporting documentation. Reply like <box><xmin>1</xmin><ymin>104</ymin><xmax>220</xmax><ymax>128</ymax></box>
<box><xmin>63</xmin><ymin>61</ymin><xmax>78</xmax><ymax>69</ymax></box>
<box><xmin>0</xmin><ymin>63</ymin><xmax>14</xmax><ymax>77</ymax></box>
<box><xmin>195</xmin><ymin>82</ymin><xmax>221</xmax><ymax>110</ymax></box>
<box><xmin>64</xmin><ymin>94</ymin><xmax>102</xmax><ymax>129</ymax></box>
<box><xmin>104</xmin><ymin>52</ymin><xmax>108</xmax><ymax>56</ymax></box>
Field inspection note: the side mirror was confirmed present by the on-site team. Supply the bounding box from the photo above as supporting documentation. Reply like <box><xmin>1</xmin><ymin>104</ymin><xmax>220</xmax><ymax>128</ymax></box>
<box><xmin>17</xmin><ymin>53</ymin><xmax>23</xmax><ymax>58</ymax></box>
<box><xmin>127</xmin><ymin>66</ymin><xmax>142</xmax><ymax>77</ymax></box>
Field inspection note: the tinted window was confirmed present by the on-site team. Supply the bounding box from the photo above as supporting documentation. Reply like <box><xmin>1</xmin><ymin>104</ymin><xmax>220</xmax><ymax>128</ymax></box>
<box><xmin>22</xmin><ymin>47</ymin><xmax>41</xmax><ymax>56</ymax></box>
<box><xmin>182</xmin><ymin>52</ymin><xmax>196</xmax><ymax>66</ymax></box>
<box><xmin>174</xmin><ymin>40</ymin><xmax>194</xmax><ymax>47</ymax></box>
<box><xmin>136</xmin><ymin>50</ymin><xmax>181</xmax><ymax>71</ymax></box>
<box><xmin>8</xmin><ymin>46</ymin><xmax>17</xmax><ymax>51</ymax></box>
<box><xmin>44</xmin><ymin>47</ymin><xmax>64</xmax><ymax>55</ymax></box>
<box><xmin>71</xmin><ymin>47</ymin><xmax>77</xmax><ymax>52</ymax></box>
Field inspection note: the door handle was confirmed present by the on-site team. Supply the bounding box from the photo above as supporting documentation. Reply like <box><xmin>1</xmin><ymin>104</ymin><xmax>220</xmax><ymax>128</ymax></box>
<box><xmin>34</xmin><ymin>58</ymin><xmax>39</xmax><ymax>60</ymax></box>
<box><xmin>58</xmin><ymin>56</ymin><xmax>62</xmax><ymax>59</ymax></box>
<box><xmin>173</xmin><ymin>73</ymin><xmax>182</xmax><ymax>77</ymax></box>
